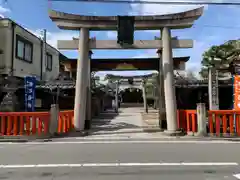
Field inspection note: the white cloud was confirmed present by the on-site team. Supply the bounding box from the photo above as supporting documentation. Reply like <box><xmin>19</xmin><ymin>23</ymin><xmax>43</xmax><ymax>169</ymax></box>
<box><xmin>95</xmin><ymin>70</ymin><xmax>155</xmax><ymax>78</ymax></box>
<box><xmin>0</xmin><ymin>5</ymin><xmax>10</xmax><ymax>18</ymax></box>
<box><xmin>129</xmin><ymin>0</ymin><xmax>206</xmax><ymax>15</ymax></box>
<box><xmin>27</xmin><ymin>29</ymin><xmax>79</xmax><ymax>48</ymax></box>
<box><xmin>126</xmin><ymin>1</ymin><xmax>208</xmax><ymax>77</ymax></box>
<box><xmin>46</xmin><ymin>31</ymin><xmax>79</xmax><ymax>48</ymax></box>
<box><xmin>27</xmin><ymin>29</ymin><xmax>101</xmax><ymax>49</ymax></box>
<box><xmin>0</xmin><ymin>6</ymin><xmax>10</xmax><ymax>14</ymax></box>
<box><xmin>106</xmin><ymin>31</ymin><xmax>117</xmax><ymax>39</ymax></box>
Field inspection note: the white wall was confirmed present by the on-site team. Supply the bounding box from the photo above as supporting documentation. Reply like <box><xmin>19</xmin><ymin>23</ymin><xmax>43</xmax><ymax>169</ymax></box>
<box><xmin>0</xmin><ymin>19</ymin><xmax>60</xmax><ymax>81</ymax></box>
<box><xmin>13</xmin><ymin>23</ymin><xmax>42</xmax><ymax>79</ymax></box>
<box><xmin>178</xmin><ymin>61</ymin><xmax>186</xmax><ymax>70</ymax></box>
<box><xmin>0</xmin><ymin>19</ymin><xmax>12</xmax><ymax>75</ymax></box>
<box><xmin>45</xmin><ymin>44</ymin><xmax>60</xmax><ymax>80</ymax></box>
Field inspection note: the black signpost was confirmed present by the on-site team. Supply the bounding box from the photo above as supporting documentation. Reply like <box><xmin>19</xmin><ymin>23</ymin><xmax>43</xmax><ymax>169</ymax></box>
<box><xmin>211</xmin><ymin>69</ymin><xmax>219</xmax><ymax>110</ymax></box>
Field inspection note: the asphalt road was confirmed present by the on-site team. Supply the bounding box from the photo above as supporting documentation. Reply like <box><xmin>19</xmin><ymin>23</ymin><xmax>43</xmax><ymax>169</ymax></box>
<box><xmin>0</xmin><ymin>140</ymin><xmax>240</xmax><ymax>180</ymax></box>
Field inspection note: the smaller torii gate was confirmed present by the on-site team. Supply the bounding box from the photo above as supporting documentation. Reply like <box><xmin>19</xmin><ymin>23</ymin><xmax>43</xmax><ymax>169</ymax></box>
<box><xmin>105</xmin><ymin>74</ymin><xmax>154</xmax><ymax>111</ymax></box>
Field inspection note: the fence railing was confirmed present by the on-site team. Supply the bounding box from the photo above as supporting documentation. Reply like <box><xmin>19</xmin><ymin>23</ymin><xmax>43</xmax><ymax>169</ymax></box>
<box><xmin>0</xmin><ymin>112</ymin><xmax>50</xmax><ymax>136</ymax></box>
<box><xmin>208</xmin><ymin>110</ymin><xmax>240</xmax><ymax>136</ymax></box>
<box><xmin>3</xmin><ymin>106</ymin><xmax>240</xmax><ymax>137</ymax></box>
<box><xmin>177</xmin><ymin>110</ymin><xmax>197</xmax><ymax>132</ymax></box>
<box><xmin>58</xmin><ymin>110</ymin><xmax>74</xmax><ymax>133</ymax></box>
<box><xmin>178</xmin><ymin>108</ymin><xmax>240</xmax><ymax>136</ymax></box>
<box><xmin>0</xmin><ymin>109</ymin><xmax>75</xmax><ymax>136</ymax></box>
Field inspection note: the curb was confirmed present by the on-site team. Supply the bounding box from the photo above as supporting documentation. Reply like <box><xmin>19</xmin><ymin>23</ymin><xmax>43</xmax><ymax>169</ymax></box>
<box><xmin>0</xmin><ymin>131</ymin><xmax>91</xmax><ymax>142</ymax></box>
<box><xmin>2</xmin><ymin>132</ymin><xmax>240</xmax><ymax>142</ymax></box>
<box><xmin>0</xmin><ymin>134</ymin><xmax>54</xmax><ymax>143</ymax></box>
<box><xmin>0</xmin><ymin>138</ymin><xmax>29</xmax><ymax>143</ymax></box>
<box><xmin>142</xmin><ymin>128</ymin><xmax>164</xmax><ymax>133</ymax></box>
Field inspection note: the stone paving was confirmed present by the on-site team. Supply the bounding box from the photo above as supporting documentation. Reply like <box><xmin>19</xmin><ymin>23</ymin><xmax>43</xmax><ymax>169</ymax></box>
<box><xmin>83</xmin><ymin>107</ymin><xmax>170</xmax><ymax>139</ymax></box>
<box><xmin>90</xmin><ymin>107</ymin><xmax>143</xmax><ymax>134</ymax></box>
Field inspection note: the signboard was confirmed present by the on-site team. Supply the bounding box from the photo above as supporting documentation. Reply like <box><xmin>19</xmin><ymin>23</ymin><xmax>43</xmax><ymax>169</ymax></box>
<box><xmin>211</xmin><ymin>69</ymin><xmax>219</xmax><ymax>110</ymax></box>
<box><xmin>24</xmin><ymin>76</ymin><xmax>36</xmax><ymax>112</ymax></box>
<box><xmin>115</xmin><ymin>63</ymin><xmax>138</xmax><ymax>70</ymax></box>
<box><xmin>234</xmin><ymin>75</ymin><xmax>240</xmax><ymax>110</ymax></box>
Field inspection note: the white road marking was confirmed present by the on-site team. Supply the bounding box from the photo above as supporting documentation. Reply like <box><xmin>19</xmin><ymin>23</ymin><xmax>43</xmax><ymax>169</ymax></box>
<box><xmin>0</xmin><ymin>162</ymin><xmax>238</xmax><ymax>168</ymax></box>
<box><xmin>233</xmin><ymin>174</ymin><xmax>240</xmax><ymax>179</ymax></box>
<box><xmin>1</xmin><ymin>140</ymin><xmax>240</xmax><ymax>145</ymax></box>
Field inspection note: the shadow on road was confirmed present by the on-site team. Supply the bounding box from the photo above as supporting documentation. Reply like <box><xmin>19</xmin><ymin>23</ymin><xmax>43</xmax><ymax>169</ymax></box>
<box><xmin>52</xmin><ymin>106</ymin><xmax>145</xmax><ymax>138</ymax></box>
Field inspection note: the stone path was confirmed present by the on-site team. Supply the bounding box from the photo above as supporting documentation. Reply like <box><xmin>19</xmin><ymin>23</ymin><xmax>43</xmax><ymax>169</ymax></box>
<box><xmin>83</xmin><ymin>107</ymin><xmax>169</xmax><ymax>139</ymax></box>
<box><xmin>90</xmin><ymin>107</ymin><xmax>143</xmax><ymax>135</ymax></box>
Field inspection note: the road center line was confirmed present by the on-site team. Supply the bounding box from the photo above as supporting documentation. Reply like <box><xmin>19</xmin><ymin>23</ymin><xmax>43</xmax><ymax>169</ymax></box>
<box><xmin>233</xmin><ymin>174</ymin><xmax>240</xmax><ymax>179</ymax></box>
<box><xmin>0</xmin><ymin>162</ymin><xmax>238</xmax><ymax>168</ymax></box>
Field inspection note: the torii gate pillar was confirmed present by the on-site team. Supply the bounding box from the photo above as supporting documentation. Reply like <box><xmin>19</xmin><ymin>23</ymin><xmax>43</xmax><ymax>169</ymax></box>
<box><xmin>73</xmin><ymin>28</ymin><xmax>89</xmax><ymax>131</ymax></box>
<box><xmin>157</xmin><ymin>48</ymin><xmax>166</xmax><ymax>130</ymax></box>
<box><xmin>85</xmin><ymin>51</ymin><xmax>92</xmax><ymax>129</ymax></box>
<box><xmin>162</xmin><ymin>27</ymin><xmax>178</xmax><ymax>134</ymax></box>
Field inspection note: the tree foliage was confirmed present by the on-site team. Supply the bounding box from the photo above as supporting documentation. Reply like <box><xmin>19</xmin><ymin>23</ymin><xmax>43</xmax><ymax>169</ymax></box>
<box><xmin>199</xmin><ymin>39</ymin><xmax>240</xmax><ymax>78</ymax></box>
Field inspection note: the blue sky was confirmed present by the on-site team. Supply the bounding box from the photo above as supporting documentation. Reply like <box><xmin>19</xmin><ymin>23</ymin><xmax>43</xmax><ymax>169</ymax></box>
<box><xmin>0</xmin><ymin>0</ymin><xmax>239</xmax><ymax>78</ymax></box>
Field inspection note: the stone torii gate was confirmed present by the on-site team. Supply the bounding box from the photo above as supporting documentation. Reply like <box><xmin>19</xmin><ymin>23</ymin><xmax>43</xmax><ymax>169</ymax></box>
<box><xmin>48</xmin><ymin>7</ymin><xmax>203</xmax><ymax>134</ymax></box>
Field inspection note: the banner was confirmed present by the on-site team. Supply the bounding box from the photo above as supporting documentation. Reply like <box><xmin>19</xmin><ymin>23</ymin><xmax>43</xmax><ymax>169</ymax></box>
<box><xmin>234</xmin><ymin>75</ymin><xmax>240</xmax><ymax>110</ymax></box>
<box><xmin>24</xmin><ymin>76</ymin><xmax>36</xmax><ymax>112</ymax></box>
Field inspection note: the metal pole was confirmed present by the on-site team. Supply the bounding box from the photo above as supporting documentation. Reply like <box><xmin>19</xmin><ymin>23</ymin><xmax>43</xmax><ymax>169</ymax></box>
<box><xmin>41</xmin><ymin>29</ymin><xmax>47</xmax><ymax>81</ymax></box>
<box><xmin>142</xmin><ymin>80</ymin><xmax>148</xmax><ymax>113</ymax></box>
<box><xmin>115</xmin><ymin>81</ymin><xmax>119</xmax><ymax>113</ymax></box>
<box><xmin>208</xmin><ymin>68</ymin><xmax>213</xmax><ymax>110</ymax></box>
<box><xmin>85</xmin><ymin>51</ymin><xmax>92</xmax><ymax>129</ymax></box>
<box><xmin>157</xmin><ymin>48</ymin><xmax>165</xmax><ymax>129</ymax></box>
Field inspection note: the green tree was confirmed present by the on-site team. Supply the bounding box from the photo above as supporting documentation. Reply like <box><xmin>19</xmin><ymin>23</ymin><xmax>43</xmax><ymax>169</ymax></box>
<box><xmin>199</xmin><ymin>40</ymin><xmax>240</xmax><ymax>78</ymax></box>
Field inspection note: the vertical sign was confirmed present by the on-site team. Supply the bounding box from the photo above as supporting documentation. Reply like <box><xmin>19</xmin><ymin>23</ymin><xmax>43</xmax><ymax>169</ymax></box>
<box><xmin>209</xmin><ymin>68</ymin><xmax>219</xmax><ymax>110</ymax></box>
<box><xmin>24</xmin><ymin>76</ymin><xmax>36</xmax><ymax>112</ymax></box>
<box><xmin>234</xmin><ymin>75</ymin><xmax>240</xmax><ymax>110</ymax></box>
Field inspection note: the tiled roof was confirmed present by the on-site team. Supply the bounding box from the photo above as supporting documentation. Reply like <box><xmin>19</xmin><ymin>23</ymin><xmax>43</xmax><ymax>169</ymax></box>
<box><xmin>34</xmin><ymin>78</ymin><xmax>233</xmax><ymax>89</ymax></box>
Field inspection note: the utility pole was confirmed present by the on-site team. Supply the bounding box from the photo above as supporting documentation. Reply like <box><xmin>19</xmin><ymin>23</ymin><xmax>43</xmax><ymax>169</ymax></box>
<box><xmin>115</xmin><ymin>81</ymin><xmax>119</xmax><ymax>113</ymax></box>
<box><xmin>142</xmin><ymin>79</ymin><xmax>148</xmax><ymax>113</ymax></box>
<box><xmin>41</xmin><ymin>29</ymin><xmax>47</xmax><ymax>81</ymax></box>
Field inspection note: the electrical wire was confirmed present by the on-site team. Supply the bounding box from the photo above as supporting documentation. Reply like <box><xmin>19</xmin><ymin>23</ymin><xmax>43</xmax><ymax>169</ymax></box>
<box><xmin>50</xmin><ymin>0</ymin><xmax>240</xmax><ymax>5</ymax></box>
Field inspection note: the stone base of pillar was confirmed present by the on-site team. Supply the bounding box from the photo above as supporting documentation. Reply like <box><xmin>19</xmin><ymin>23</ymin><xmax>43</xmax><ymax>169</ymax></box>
<box><xmin>163</xmin><ymin>129</ymin><xmax>185</xmax><ymax>136</ymax></box>
<box><xmin>194</xmin><ymin>132</ymin><xmax>207</xmax><ymax>137</ymax></box>
<box><xmin>141</xmin><ymin>111</ymin><xmax>165</xmax><ymax>132</ymax></box>
<box><xmin>71</xmin><ymin>129</ymin><xmax>89</xmax><ymax>136</ymax></box>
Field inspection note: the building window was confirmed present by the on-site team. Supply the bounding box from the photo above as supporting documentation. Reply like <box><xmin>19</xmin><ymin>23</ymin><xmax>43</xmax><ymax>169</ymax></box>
<box><xmin>15</xmin><ymin>35</ymin><xmax>33</xmax><ymax>63</ymax></box>
<box><xmin>46</xmin><ymin>53</ymin><xmax>52</xmax><ymax>71</ymax></box>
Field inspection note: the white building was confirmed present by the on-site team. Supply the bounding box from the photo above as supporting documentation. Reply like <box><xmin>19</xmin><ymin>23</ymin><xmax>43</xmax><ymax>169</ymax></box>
<box><xmin>0</xmin><ymin>18</ymin><xmax>60</xmax><ymax>81</ymax></box>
